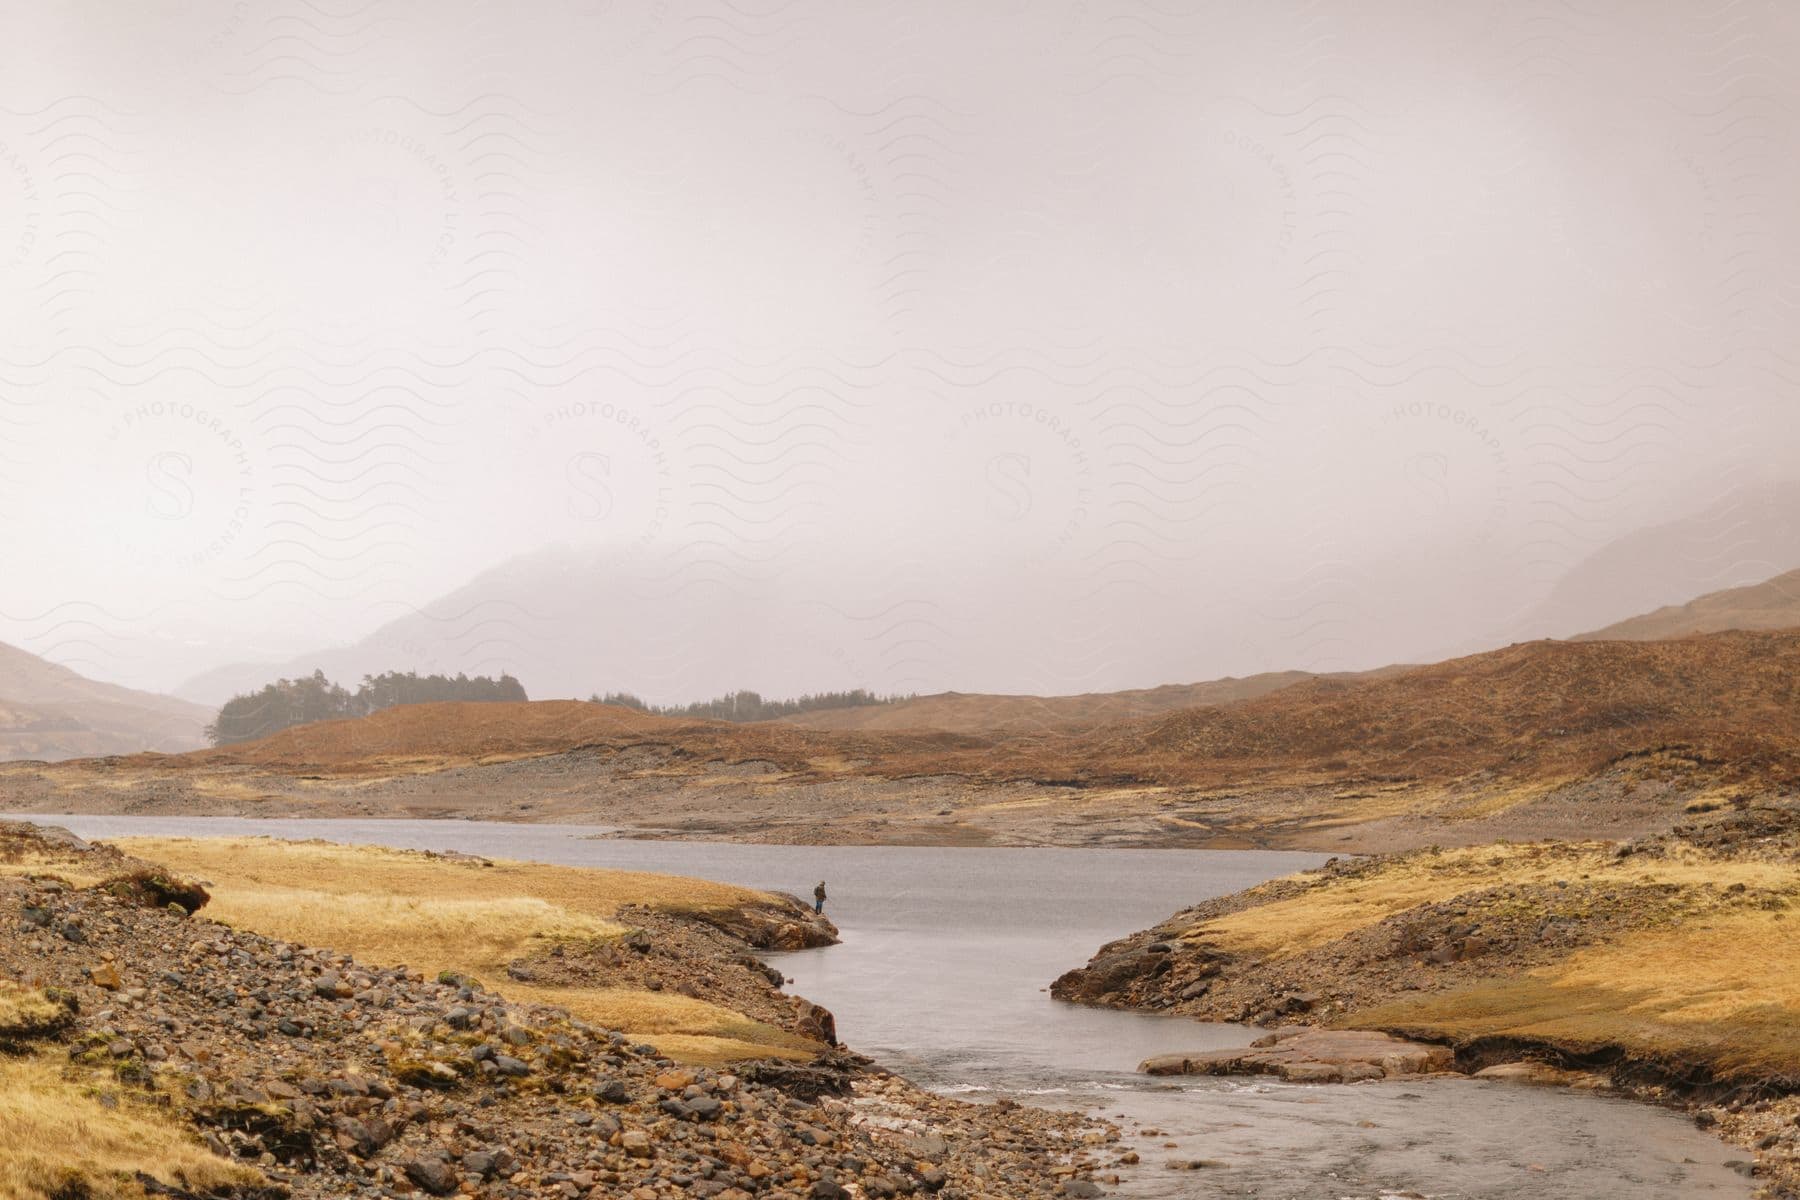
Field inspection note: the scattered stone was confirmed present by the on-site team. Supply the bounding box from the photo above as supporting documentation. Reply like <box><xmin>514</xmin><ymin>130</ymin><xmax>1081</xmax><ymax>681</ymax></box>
<box><xmin>0</xmin><ymin>820</ymin><xmax>1112</xmax><ymax>1200</ymax></box>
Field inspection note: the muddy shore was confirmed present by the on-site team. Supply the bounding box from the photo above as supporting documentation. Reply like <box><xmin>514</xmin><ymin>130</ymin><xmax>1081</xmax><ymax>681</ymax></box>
<box><xmin>0</xmin><ymin>747</ymin><xmax>1723</xmax><ymax>856</ymax></box>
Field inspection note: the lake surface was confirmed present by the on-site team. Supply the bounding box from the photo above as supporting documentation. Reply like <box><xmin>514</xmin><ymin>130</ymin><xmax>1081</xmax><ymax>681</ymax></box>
<box><xmin>10</xmin><ymin>814</ymin><xmax>1756</xmax><ymax>1199</ymax></box>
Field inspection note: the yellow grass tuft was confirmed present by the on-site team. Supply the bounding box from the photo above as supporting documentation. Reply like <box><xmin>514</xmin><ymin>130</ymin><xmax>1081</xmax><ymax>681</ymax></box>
<box><xmin>1196</xmin><ymin>841</ymin><xmax>1800</xmax><ymax>958</ymax></box>
<box><xmin>1190</xmin><ymin>835</ymin><xmax>1800</xmax><ymax>1080</ymax></box>
<box><xmin>203</xmin><ymin>886</ymin><xmax>624</xmax><ymax>973</ymax></box>
<box><xmin>0</xmin><ymin>1053</ymin><xmax>262</xmax><ymax>1200</ymax></box>
<box><xmin>0</xmin><ymin>985</ymin><xmax>72</xmax><ymax>1042</ymax></box>
<box><xmin>1546</xmin><ymin>908</ymin><xmax>1800</xmax><ymax>1024</ymax></box>
<box><xmin>1195</xmin><ymin>843</ymin><xmax>1554</xmax><ymax>955</ymax></box>
<box><xmin>506</xmin><ymin>984</ymin><xmax>816</xmax><ymax>1066</ymax></box>
<box><xmin>0</xmin><ymin>855</ymin><xmax>108</xmax><ymax>889</ymax></box>
<box><xmin>113</xmin><ymin>837</ymin><xmax>820</xmax><ymax>1064</ymax></box>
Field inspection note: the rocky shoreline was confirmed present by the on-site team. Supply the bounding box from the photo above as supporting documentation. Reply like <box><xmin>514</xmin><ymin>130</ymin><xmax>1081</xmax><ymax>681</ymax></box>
<box><xmin>0</xmin><ymin>822</ymin><xmax>1121</xmax><ymax>1200</ymax></box>
<box><xmin>1052</xmin><ymin>803</ymin><xmax>1800</xmax><ymax>1196</ymax></box>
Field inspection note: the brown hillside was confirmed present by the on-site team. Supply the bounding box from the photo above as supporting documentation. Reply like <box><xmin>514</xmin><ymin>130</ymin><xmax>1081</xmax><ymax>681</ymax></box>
<box><xmin>0</xmin><ymin>641</ymin><xmax>212</xmax><ymax>761</ymax></box>
<box><xmin>10</xmin><ymin>630</ymin><xmax>1800</xmax><ymax>850</ymax></box>
<box><xmin>1575</xmin><ymin>566</ymin><xmax>1800</xmax><ymax>642</ymax></box>
<box><xmin>773</xmin><ymin>670</ymin><xmax>1409</xmax><ymax>734</ymax></box>
<box><xmin>133</xmin><ymin>698</ymin><xmax>981</xmax><ymax>777</ymax></box>
<box><xmin>1044</xmin><ymin>630</ymin><xmax>1800</xmax><ymax>789</ymax></box>
<box><xmin>55</xmin><ymin>632</ymin><xmax>1800</xmax><ymax>798</ymax></box>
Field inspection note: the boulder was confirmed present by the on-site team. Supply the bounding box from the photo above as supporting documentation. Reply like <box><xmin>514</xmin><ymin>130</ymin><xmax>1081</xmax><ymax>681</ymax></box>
<box><xmin>1141</xmin><ymin>1028</ymin><xmax>1455</xmax><ymax>1082</ymax></box>
<box><xmin>403</xmin><ymin>1153</ymin><xmax>459</xmax><ymax>1195</ymax></box>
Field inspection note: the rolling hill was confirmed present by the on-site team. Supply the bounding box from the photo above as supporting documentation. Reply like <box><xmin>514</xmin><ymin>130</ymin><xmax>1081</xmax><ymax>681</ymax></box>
<box><xmin>75</xmin><ymin>629</ymin><xmax>1800</xmax><ymax>796</ymax></box>
<box><xmin>0</xmin><ymin>641</ymin><xmax>213</xmax><ymax>761</ymax></box>
<box><xmin>770</xmin><ymin>669</ymin><xmax>1413</xmax><ymax>734</ymax></box>
<box><xmin>1051</xmin><ymin>630</ymin><xmax>1800</xmax><ymax>791</ymax></box>
<box><xmin>10</xmin><ymin>629</ymin><xmax>1800</xmax><ymax>849</ymax></box>
<box><xmin>1519</xmin><ymin>479</ymin><xmax>1800</xmax><ymax>641</ymax></box>
<box><xmin>1575</xmin><ymin>566</ymin><xmax>1800</xmax><ymax>642</ymax></box>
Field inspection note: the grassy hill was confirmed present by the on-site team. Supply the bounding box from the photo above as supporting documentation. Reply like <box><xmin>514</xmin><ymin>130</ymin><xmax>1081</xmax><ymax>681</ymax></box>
<box><xmin>14</xmin><ymin>630</ymin><xmax>1800</xmax><ymax>850</ymax></box>
<box><xmin>771</xmin><ymin>669</ymin><xmax>1412</xmax><ymax>734</ymax></box>
<box><xmin>1044</xmin><ymin>631</ymin><xmax>1800</xmax><ymax>789</ymax></box>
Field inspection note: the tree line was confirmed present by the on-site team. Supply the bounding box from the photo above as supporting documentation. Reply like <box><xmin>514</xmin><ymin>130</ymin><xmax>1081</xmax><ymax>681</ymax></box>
<box><xmin>588</xmin><ymin>688</ymin><xmax>907</xmax><ymax>723</ymax></box>
<box><xmin>206</xmin><ymin>669</ymin><xmax>528</xmax><ymax>745</ymax></box>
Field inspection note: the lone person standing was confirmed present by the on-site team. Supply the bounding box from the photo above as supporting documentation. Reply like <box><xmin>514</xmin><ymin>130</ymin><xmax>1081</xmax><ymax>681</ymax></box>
<box><xmin>813</xmin><ymin>880</ymin><xmax>827</xmax><ymax>914</ymax></box>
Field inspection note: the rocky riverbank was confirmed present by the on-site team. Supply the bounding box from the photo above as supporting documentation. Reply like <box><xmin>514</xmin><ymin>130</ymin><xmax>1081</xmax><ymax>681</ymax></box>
<box><xmin>0</xmin><ymin>822</ymin><xmax>1120</xmax><ymax>1200</ymax></box>
<box><xmin>1053</xmin><ymin>800</ymin><xmax>1800</xmax><ymax>1196</ymax></box>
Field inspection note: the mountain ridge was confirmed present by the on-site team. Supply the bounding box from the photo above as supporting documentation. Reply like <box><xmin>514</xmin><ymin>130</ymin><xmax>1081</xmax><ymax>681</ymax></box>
<box><xmin>0</xmin><ymin>641</ymin><xmax>213</xmax><ymax>761</ymax></box>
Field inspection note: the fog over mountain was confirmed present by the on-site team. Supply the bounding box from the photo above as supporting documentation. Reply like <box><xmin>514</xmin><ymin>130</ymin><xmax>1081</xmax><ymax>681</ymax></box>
<box><xmin>8</xmin><ymin>2</ymin><xmax>1800</xmax><ymax>700</ymax></box>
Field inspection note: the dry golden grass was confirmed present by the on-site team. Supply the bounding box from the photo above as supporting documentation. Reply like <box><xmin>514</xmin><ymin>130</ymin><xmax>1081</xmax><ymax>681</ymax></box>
<box><xmin>0</xmin><ymin>859</ymin><xmax>108</xmax><ymax>889</ymax></box>
<box><xmin>1194</xmin><ymin>843</ymin><xmax>1556</xmax><ymax>955</ymax></box>
<box><xmin>0</xmin><ymin>985</ymin><xmax>70</xmax><ymax>1041</ymax></box>
<box><xmin>1548</xmin><ymin>908</ymin><xmax>1800</xmax><ymax>1023</ymax></box>
<box><xmin>1361</xmin><ymin>973</ymin><xmax>1800</xmax><ymax>1081</ymax></box>
<box><xmin>115</xmin><ymin>837</ymin><xmax>759</xmax><ymax>917</ymax></box>
<box><xmin>1196</xmin><ymin>841</ymin><xmax>1800</xmax><ymax>958</ymax></box>
<box><xmin>1191</xmin><ymin>835</ymin><xmax>1800</xmax><ymax>1080</ymax></box>
<box><xmin>510</xmin><ymin>985</ymin><xmax>817</xmax><ymax>1064</ymax></box>
<box><xmin>0</xmin><ymin>1054</ymin><xmax>261</xmax><ymax>1200</ymax></box>
<box><xmin>114</xmin><ymin>837</ymin><xmax>819</xmax><ymax>1065</ymax></box>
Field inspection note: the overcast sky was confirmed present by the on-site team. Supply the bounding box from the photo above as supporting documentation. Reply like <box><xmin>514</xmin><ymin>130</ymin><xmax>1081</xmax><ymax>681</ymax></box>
<box><xmin>4</xmin><ymin>1</ymin><xmax>1799</xmax><ymax>701</ymax></box>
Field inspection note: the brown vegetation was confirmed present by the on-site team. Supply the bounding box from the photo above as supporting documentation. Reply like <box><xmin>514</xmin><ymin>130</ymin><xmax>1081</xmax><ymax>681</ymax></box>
<box><xmin>9</xmin><ymin>629</ymin><xmax>1800</xmax><ymax>850</ymax></box>
<box><xmin>771</xmin><ymin>669</ymin><xmax>1408</xmax><ymax>734</ymax></box>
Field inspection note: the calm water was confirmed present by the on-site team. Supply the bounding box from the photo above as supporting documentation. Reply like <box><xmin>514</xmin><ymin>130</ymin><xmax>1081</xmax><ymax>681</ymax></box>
<box><xmin>9</xmin><ymin>814</ymin><xmax>1755</xmax><ymax>1199</ymax></box>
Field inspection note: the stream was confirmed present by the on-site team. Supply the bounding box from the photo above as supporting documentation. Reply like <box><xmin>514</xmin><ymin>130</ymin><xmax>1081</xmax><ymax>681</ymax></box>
<box><xmin>8</xmin><ymin>814</ymin><xmax>1756</xmax><ymax>1199</ymax></box>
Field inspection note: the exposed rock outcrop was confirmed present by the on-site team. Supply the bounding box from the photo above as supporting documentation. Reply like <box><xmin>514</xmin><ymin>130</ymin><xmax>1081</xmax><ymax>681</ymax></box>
<box><xmin>1142</xmin><ymin>1028</ymin><xmax>1455</xmax><ymax>1083</ymax></box>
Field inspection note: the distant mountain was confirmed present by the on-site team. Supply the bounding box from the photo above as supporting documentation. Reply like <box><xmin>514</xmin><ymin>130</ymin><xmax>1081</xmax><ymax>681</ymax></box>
<box><xmin>1575</xmin><ymin>567</ymin><xmax>1800</xmax><ymax>642</ymax></box>
<box><xmin>172</xmin><ymin>543</ymin><xmax>1295</xmax><ymax>710</ymax></box>
<box><xmin>0</xmin><ymin>641</ymin><xmax>213</xmax><ymax>761</ymax></box>
<box><xmin>172</xmin><ymin>544</ymin><xmax>794</xmax><ymax>706</ymax></box>
<box><xmin>1521</xmin><ymin>480</ymin><xmax>1800</xmax><ymax>640</ymax></box>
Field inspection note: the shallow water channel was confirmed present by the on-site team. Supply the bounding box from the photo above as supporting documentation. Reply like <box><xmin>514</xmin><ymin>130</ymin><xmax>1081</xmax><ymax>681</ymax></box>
<box><xmin>12</xmin><ymin>814</ymin><xmax>1756</xmax><ymax>1199</ymax></box>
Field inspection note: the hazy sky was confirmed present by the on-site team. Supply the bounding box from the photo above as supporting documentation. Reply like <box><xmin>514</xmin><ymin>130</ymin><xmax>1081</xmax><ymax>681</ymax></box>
<box><xmin>5</xmin><ymin>1</ymin><xmax>1800</xmax><ymax>700</ymax></box>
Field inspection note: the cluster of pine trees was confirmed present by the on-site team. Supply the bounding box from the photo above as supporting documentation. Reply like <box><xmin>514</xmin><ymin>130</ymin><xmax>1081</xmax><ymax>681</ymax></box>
<box><xmin>588</xmin><ymin>688</ymin><xmax>905</xmax><ymax>723</ymax></box>
<box><xmin>206</xmin><ymin>670</ymin><xmax>528</xmax><ymax>745</ymax></box>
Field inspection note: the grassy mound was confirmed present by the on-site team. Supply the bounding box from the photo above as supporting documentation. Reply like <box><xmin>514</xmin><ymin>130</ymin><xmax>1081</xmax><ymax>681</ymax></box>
<box><xmin>112</xmin><ymin>837</ymin><xmax>821</xmax><ymax>1065</ymax></box>
<box><xmin>0</xmin><ymin>1054</ymin><xmax>261</xmax><ymax>1200</ymax></box>
<box><xmin>1062</xmin><ymin>807</ymin><xmax>1800</xmax><ymax>1088</ymax></box>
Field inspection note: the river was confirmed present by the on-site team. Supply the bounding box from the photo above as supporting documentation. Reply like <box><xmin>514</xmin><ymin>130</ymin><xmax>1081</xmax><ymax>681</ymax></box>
<box><xmin>10</xmin><ymin>814</ymin><xmax>1755</xmax><ymax>1199</ymax></box>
